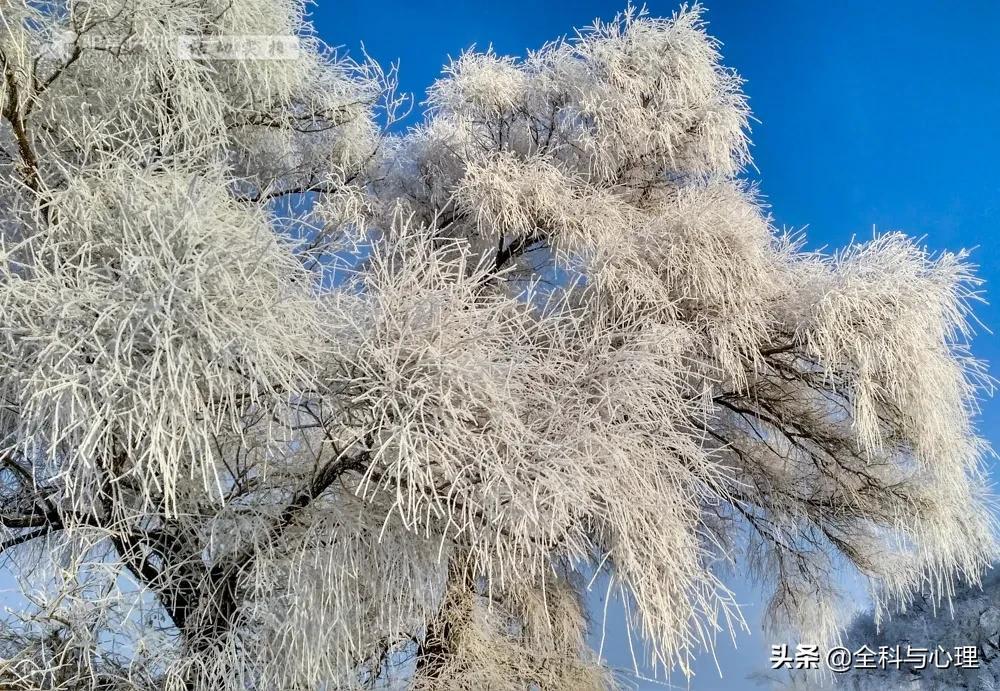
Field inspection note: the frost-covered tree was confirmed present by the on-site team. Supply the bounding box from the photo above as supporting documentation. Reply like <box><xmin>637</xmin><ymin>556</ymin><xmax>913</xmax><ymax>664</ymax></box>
<box><xmin>763</xmin><ymin>567</ymin><xmax>1000</xmax><ymax>690</ymax></box>
<box><xmin>0</xmin><ymin>2</ymin><xmax>995</xmax><ymax>689</ymax></box>
<box><xmin>836</xmin><ymin>567</ymin><xmax>1000</xmax><ymax>691</ymax></box>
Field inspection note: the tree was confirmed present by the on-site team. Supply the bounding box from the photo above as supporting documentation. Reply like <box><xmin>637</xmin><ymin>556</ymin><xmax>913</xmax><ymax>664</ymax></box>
<box><xmin>831</xmin><ymin>567</ymin><xmax>1000</xmax><ymax>691</ymax></box>
<box><xmin>0</xmin><ymin>1</ymin><xmax>994</xmax><ymax>689</ymax></box>
<box><xmin>763</xmin><ymin>568</ymin><xmax>1000</xmax><ymax>690</ymax></box>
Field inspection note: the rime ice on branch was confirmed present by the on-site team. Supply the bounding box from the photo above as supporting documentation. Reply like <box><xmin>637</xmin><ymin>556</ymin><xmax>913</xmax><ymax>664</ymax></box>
<box><xmin>0</xmin><ymin>2</ymin><xmax>993</xmax><ymax>689</ymax></box>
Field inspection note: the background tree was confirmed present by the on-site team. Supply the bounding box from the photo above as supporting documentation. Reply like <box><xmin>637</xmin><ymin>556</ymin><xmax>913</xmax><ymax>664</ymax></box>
<box><xmin>0</xmin><ymin>1</ymin><xmax>995</xmax><ymax>689</ymax></box>
<box><xmin>761</xmin><ymin>568</ymin><xmax>1000</xmax><ymax>690</ymax></box>
<box><xmin>840</xmin><ymin>570</ymin><xmax>1000</xmax><ymax>691</ymax></box>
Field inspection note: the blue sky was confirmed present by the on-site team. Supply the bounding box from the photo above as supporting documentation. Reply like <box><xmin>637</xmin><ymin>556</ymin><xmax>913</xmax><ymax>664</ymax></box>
<box><xmin>315</xmin><ymin>1</ymin><xmax>1000</xmax><ymax>688</ymax></box>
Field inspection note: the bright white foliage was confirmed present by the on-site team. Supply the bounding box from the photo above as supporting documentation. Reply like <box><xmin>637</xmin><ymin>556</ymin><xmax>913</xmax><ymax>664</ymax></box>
<box><xmin>1</xmin><ymin>163</ymin><xmax>328</xmax><ymax>514</ymax></box>
<box><xmin>0</xmin><ymin>2</ymin><xmax>994</xmax><ymax>690</ymax></box>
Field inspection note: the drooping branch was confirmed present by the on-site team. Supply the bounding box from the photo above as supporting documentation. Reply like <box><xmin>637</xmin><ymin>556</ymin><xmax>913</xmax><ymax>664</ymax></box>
<box><xmin>1</xmin><ymin>48</ymin><xmax>42</xmax><ymax>196</ymax></box>
<box><xmin>493</xmin><ymin>231</ymin><xmax>545</xmax><ymax>273</ymax></box>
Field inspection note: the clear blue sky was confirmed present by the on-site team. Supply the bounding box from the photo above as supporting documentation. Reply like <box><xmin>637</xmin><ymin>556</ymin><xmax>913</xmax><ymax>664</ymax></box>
<box><xmin>315</xmin><ymin>1</ymin><xmax>1000</xmax><ymax>688</ymax></box>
